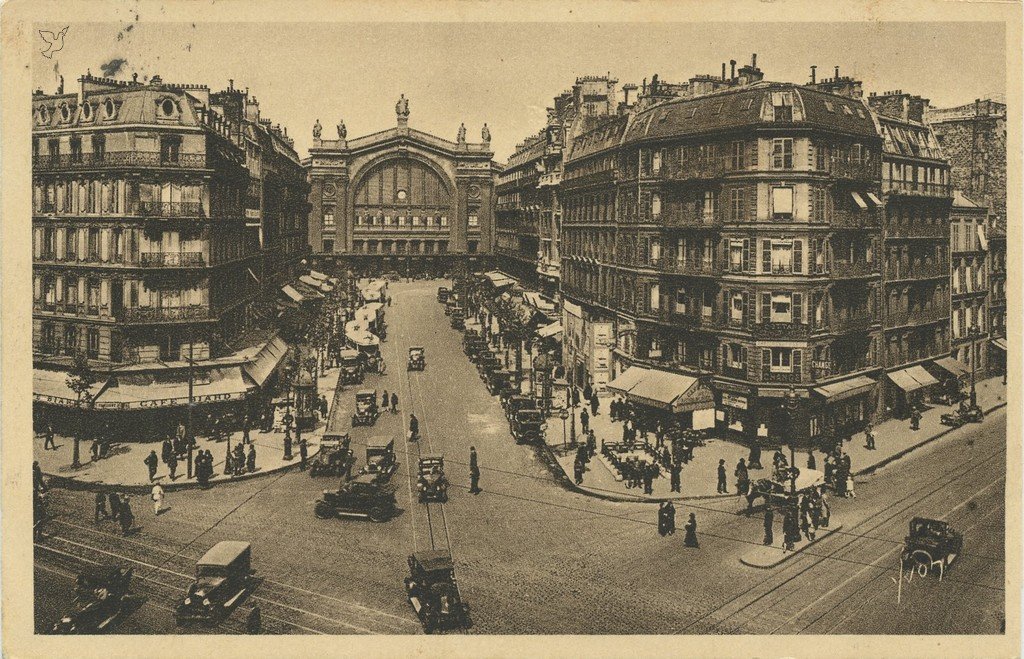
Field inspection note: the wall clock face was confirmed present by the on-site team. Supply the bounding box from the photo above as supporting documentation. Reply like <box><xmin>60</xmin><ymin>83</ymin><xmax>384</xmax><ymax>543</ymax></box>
<box><xmin>323</xmin><ymin>183</ymin><xmax>337</xmax><ymax>197</ymax></box>
<box><xmin>468</xmin><ymin>184</ymin><xmax>481</xmax><ymax>199</ymax></box>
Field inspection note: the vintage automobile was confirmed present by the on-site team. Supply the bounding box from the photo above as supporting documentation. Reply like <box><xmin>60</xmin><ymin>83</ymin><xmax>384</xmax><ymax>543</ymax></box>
<box><xmin>450</xmin><ymin>309</ymin><xmax>465</xmax><ymax>330</ymax></box>
<box><xmin>361</xmin><ymin>435</ymin><xmax>399</xmax><ymax>482</ymax></box>
<box><xmin>175</xmin><ymin>541</ymin><xmax>254</xmax><ymax>625</ymax></box>
<box><xmin>417</xmin><ymin>455</ymin><xmax>449</xmax><ymax>503</ymax></box>
<box><xmin>744</xmin><ymin>468</ymin><xmax>826</xmax><ymax>511</ymax></box>
<box><xmin>901</xmin><ymin>517</ymin><xmax>964</xmax><ymax>578</ymax></box>
<box><xmin>315</xmin><ymin>473</ymin><xmax>398</xmax><ymax>522</ymax></box>
<box><xmin>940</xmin><ymin>403</ymin><xmax>984</xmax><ymax>428</ymax></box>
<box><xmin>351</xmin><ymin>389</ymin><xmax>380</xmax><ymax>427</ymax></box>
<box><xmin>476</xmin><ymin>352</ymin><xmax>500</xmax><ymax>375</ymax></box>
<box><xmin>504</xmin><ymin>394</ymin><xmax>537</xmax><ymax>420</ymax></box>
<box><xmin>338</xmin><ymin>349</ymin><xmax>364</xmax><ymax>385</ymax></box>
<box><xmin>465</xmin><ymin>338</ymin><xmax>488</xmax><ymax>362</ymax></box>
<box><xmin>309</xmin><ymin>432</ymin><xmax>356</xmax><ymax>478</ymax></box>
<box><xmin>404</xmin><ymin>550</ymin><xmax>472</xmax><ymax>633</ymax></box>
<box><xmin>511</xmin><ymin>409</ymin><xmax>546</xmax><ymax>444</ymax></box>
<box><xmin>52</xmin><ymin>565</ymin><xmax>134</xmax><ymax>634</ymax></box>
<box><xmin>408</xmin><ymin>346</ymin><xmax>426</xmax><ymax>371</ymax></box>
<box><xmin>485</xmin><ymin>368</ymin><xmax>514</xmax><ymax>395</ymax></box>
<box><xmin>437</xmin><ymin>287</ymin><xmax>450</xmax><ymax>303</ymax></box>
<box><xmin>444</xmin><ymin>296</ymin><xmax>459</xmax><ymax>316</ymax></box>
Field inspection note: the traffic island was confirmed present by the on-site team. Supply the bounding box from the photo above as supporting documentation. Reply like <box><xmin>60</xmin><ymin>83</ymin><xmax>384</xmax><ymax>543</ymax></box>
<box><xmin>739</xmin><ymin>525</ymin><xmax>845</xmax><ymax>569</ymax></box>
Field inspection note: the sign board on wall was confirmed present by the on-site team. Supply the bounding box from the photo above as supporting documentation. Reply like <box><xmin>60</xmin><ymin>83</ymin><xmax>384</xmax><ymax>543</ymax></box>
<box><xmin>722</xmin><ymin>393</ymin><xmax>748</xmax><ymax>410</ymax></box>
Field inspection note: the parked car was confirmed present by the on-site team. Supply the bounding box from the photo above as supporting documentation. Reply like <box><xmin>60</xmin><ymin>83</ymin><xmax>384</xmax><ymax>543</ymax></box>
<box><xmin>175</xmin><ymin>542</ymin><xmax>254</xmax><ymax>625</ymax></box>
<box><xmin>309</xmin><ymin>433</ymin><xmax>356</xmax><ymax>478</ymax></box>
<box><xmin>338</xmin><ymin>349</ymin><xmax>364</xmax><ymax>385</ymax></box>
<box><xmin>504</xmin><ymin>394</ymin><xmax>537</xmax><ymax>420</ymax></box>
<box><xmin>450</xmin><ymin>308</ymin><xmax>465</xmax><ymax>330</ymax></box>
<box><xmin>352</xmin><ymin>389</ymin><xmax>380</xmax><ymax>426</ymax></box>
<box><xmin>314</xmin><ymin>473</ymin><xmax>398</xmax><ymax>522</ymax></box>
<box><xmin>52</xmin><ymin>565</ymin><xmax>134</xmax><ymax>634</ymax></box>
<box><xmin>361</xmin><ymin>435</ymin><xmax>398</xmax><ymax>482</ymax></box>
<box><xmin>404</xmin><ymin>550</ymin><xmax>472</xmax><ymax>633</ymax></box>
<box><xmin>940</xmin><ymin>403</ymin><xmax>984</xmax><ymax>428</ymax></box>
<box><xmin>437</xmin><ymin>287</ymin><xmax>450</xmax><ymax>303</ymax></box>
<box><xmin>408</xmin><ymin>346</ymin><xmax>426</xmax><ymax>371</ymax></box>
<box><xmin>417</xmin><ymin>455</ymin><xmax>449</xmax><ymax>503</ymax></box>
<box><xmin>511</xmin><ymin>409</ymin><xmax>546</xmax><ymax>444</ymax></box>
<box><xmin>902</xmin><ymin>517</ymin><xmax>964</xmax><ymax>578</ymax></box>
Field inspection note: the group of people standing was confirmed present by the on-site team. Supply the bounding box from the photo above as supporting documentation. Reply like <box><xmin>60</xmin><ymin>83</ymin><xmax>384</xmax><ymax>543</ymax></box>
<box><xmin>764</xmin><ymin>486</ymin><xmax>831</xmax><ymax>552</ymax></box>
<box><xmin>379</xmin><ymin>390</ymin><xmax>400</xmax><ymax>414</ymax></box>
<box><xmin>657</xmin><ymin>502</ymin><xmax>698</xmax><ymax>547</ymax></box>
<box><xmin>93</xmin><ymin>491</ymin><xmax>136</xmax><ymax>536</ymax></box>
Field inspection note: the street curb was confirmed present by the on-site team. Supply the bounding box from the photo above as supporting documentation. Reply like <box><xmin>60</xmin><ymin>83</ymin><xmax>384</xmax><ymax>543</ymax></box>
<box><xmin>43</xmin><ymin>446</ymin><xmax>322</xmax><ymax>495</ymax></box>
<box><xmin>854</xmin><ymin>401</ymin><xmax>1007</xmax><ymax>478</ymax></box>
<box><xmin>535</xmin><ymin>440</ymin><xmax>736</xmax><ymax>504</ymax></box>
<box><xmin>739</xmin><ymin>524</ymin><xmax>845</xmax><ymax>569</ymax></box>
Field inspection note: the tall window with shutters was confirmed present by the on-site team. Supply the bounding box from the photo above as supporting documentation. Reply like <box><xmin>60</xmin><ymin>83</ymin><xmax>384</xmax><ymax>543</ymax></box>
<box><xmin>771</xmin><ymin>138</ymin><xmax>794</xmax><ymax>169</ymax></box>
<box><xmin>730</xmin><ymin>141</ymin><xmax>745</xmax><ymax>170</ymax></box>
<box><xmin>730</xmin><ymin>188</ymin><xmax>744</xmax><ymax>222</ymax></box>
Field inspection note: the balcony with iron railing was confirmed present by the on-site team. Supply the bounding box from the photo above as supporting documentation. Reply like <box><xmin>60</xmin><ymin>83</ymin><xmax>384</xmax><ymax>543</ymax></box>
<box><xmin>821</xmin><ymin>161</ymin><xmax>879</xmax><ymax>182</ymax></box>
<box><xmin>885</xmin><ymin>305</ymin><xmax>948</xmax><ymax>328</ymax></box>
<box><xmin>831</xmin><ymin>209</ymin><xmax>882</xmax><ymax>229</ymax></box>
<box><xmin>652</xmin><ymin>161</ymin><xmax>727</xmax><ymax>182</ymax></box>
<box><xmin>830</xmin><ymin>311</ymin><xmax>877</xmax><ymax>334</ymax></box>
<box><xmin>139</xmin><ymin>252</ymin><xmax>206</xmax><ymax>268</ymax></box>
<box><xmin>661</xmin><ymin>209</ymin><xmax>724</xmax><ymax>229</ymax></box>
<box><xmin>811</xmin><ymin>361</ymin><xmax>876</xmax><ymax>382</ymax></box>
<box><xmin>886</xmin><ymin>260</ymin><xmax>949</xmax><ymax>281</ymax></box>
<box><xmin>33</xmin><ymin>151</ymin><xmax>208</xmax><ymax>171</ymax></box>
<box><xmin>883</xmin><ymin>180</ymin><xmax>952</xmax><ymax>198</ymax></box>
<box><xmin>119</xmin><ymin>305</ymin><xmax>212</xmax><ymax>323</ymax></box>
<box><xmin>655</xmin><ymin>258</ymin><xmax>719</xmax><ymax>277</ymax></box>
<box><xmin>886</xmin><ymin>223</ymin><xmax>948</xmax><ymax>239</ymax></box>
<box><xmin>137</xmin><ymin>201</ymin><xmax>206</xmax><ymax>218</ymax></box>
<box><xmin>831</xmin><ymin>260</ymin><xmax>879</xmax><ymax>279</ymax></box>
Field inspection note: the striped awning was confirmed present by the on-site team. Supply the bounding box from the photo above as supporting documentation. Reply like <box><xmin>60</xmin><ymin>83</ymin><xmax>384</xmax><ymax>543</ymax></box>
<box><xmin>813</xmin><ymin>375</ymin><xmax>876</xmax><ymax>402</ymax></box>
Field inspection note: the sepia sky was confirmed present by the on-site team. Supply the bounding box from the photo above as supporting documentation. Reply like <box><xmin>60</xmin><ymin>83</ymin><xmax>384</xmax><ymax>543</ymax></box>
<box><xmin>34</xmin><ymin>20</ymin><xmax>1006</xmax><ymax>161</ymax></box>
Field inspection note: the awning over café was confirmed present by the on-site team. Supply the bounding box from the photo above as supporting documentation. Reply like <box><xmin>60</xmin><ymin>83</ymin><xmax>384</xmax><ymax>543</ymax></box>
<box><xmin>606</xmin><ymin>366</ymin><xmax>713</xmax><ymax>414</ymax></box>
<box><xmin>537</xmin><ymin>322</ymin><xmax>563</xmax><ymax>339</ymax></box>
<box><xmin>300</xmin><ymin>275</ymin><xmax>332</xmax><ymax>292</ymax></box>
<box><xmin>308</xmin><ymin>270</ymin><xmax>329</xmax><ymax>281</ymax></box>
<box><xmin>991</xmin><ymin>337</ymin><xmax>1008</xmax><ymax>352</ymax></box>
<box><xmin>522</xmin><ymin>291</ymin><xmax>557</xmax><ymax>313</ymax></box>
<box><xmin>931</xmin><ymin>356</ymin><xmax>969</xmax><ymax>379</ymax></box>
<box><xmin>243</xmin><ymin>336</ymin><xmax>290</xmax><ymax>388</ymax></box>
<box><xmin>606</xmin><ymin>366</ymin><xmax>648</xmax><ymax>395</ymax></box>
<box><xmin>94</xmin><ymin>367</ymin><xmax>251</xmax><ymax>411</ymax></box>
<box><xmin>887</xmin><ymin>365</ymin><xmax>939</xmax><ymax>393</ymax></box>
<box><xmin>33</xmin><ymin>368</ymin><xmax>109</xmax><ymax>407</ymax></box>
<box><xmin>483</xmin><ymin>271</ymin><xmax>517</xmax><ymax>289</ymax></box>
<box><xmin>281</xmin><ymin>284</ymin><xmax>305</xmax><ymax>303</ymax></box>
<box><xmin>813</xmin><ymin>375</ymin><xmax>876</xmax><ymax>403</ymax></box>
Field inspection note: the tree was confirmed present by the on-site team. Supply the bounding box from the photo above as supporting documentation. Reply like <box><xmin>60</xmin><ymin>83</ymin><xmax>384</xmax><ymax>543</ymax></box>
<box><xmin>66</xmin><ymin>353</ymin><xmax>96</xmax><ymax>468</ymax></box>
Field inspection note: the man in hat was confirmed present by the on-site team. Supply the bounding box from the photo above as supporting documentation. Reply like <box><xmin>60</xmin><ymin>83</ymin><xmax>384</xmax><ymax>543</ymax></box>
<box><xmin>144</xmin><ymin>450</ymin><xmax>159</xmax><ymax>482</ymax></box>
<box><xmin>469</xmin><ymin>446</ymin><xmax>481</xmax><ymax>494</ymax></box>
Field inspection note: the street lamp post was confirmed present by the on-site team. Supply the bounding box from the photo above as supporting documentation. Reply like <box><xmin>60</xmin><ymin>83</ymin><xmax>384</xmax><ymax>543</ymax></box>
<box><xmin>186</xmin><ymin>334</ymin><xmax>195</xmax><ymax>479</ymax></box>
<box><xmin>559</xmin><ymin>408</ymin><xmax>569</xmax><ymax>450</ymax></box>
<box><xmin>569</xmin><ymin>402</ymin><xmax>577</xmax><ymax>447</ymax></box>
<box><xmin>785</xmin><ymin>385</ymin><xmax>801</xmax><ymax>495</ymax></box>
<box><xmin>967</xmin><ymin>325</ymin><xmax>981</xmax><ymax>409</ymax></box>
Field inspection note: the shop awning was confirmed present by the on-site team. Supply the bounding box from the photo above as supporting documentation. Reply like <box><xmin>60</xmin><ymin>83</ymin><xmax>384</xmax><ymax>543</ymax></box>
<box><xmin>931</xmin><ymin>356</ymin><xmax>969</xmax><ymax>379</ymax></box>
<box><xmin>813</xmin><ymin>375</ymin><xmax>876</xmax><ymax>403</ymax></box>
<box><xmin>281</xmin><ymin>284</ymin><xmax>304</xmax><ymax>303</ymax></box>
<box><xmin>94</xmin><ymin>367</ymin><xmax>251</xmax><ymax>410</ymax></box>
<box><xmin>991</xmin><ymin>337</ymin><xmax>1008</xmax><ymax>351</ymax></box>
<box><xmin>293</xmin><ymin>279</ymin><xmax>325</xmax><ymax>299</ymax></box>
<box><xmin>33</xmin><ymin>368</ymin><xmax>108</xmax><ymax>407</ymax></box>
<box><xmin>537</xmin><ymin>322</ymin><xmax>563</xmax><ymax>339</ymax></box>
<box><xmin>243</xmin><ymin>336</ymin><xmax>289</xmax><ymax>388</ymax></box>
<box><xmin>866</xmin><ymin>192</ymin><xmax>883</xmax><ymax>206</ymax></box>
<box><xmin>308</xmin><ymin>270</ymin><xmax>330</xmax><ymax>281</ymax></box>
<box><xmin>851</xmin><ymin>192</ymin><xmax>869</xmax><ymax>210</ymax></box>
<box><xmin>606</xmin><ymin>366</ymin><xmax>648</xmax><ymax>395</ymax></box>
<box><xmin>888</xmin><ymin>365</ymin><xmax>939</xmax><ymax>393</ymax></box>
<box><xmin>483</xmin><ymin>271</ymin><xmax>517</xmax><ymax>289</ymax></box>
<box><xmin>522</xmin><ymin>291</ymin><xmax>557</xmax><ymax>313</ymax></box>
<box><xmin>300</xmin><ymin>275</ymin><xmax>331</xmax><ymax>292</ymax></box>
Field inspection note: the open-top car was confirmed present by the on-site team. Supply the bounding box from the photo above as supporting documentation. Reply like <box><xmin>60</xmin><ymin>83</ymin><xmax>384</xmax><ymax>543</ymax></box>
<box><xmin>511</xmin><ymin>409</ymin><xmax>546</xmax><ymax>444</ymax></box>
<box><xmin>437</xmin><ymin>287</ymin><xmax>450</xmax><ymax>303</ymax></box>
<box><xmin>309</xmin><ymin>432</ymin><xmax>355</xmax><ymax>478</ymax></box>
<box><xmin>352</xmin><ymin>389</ymin><xmax>380</xmax><ymax>426</ymax></box>
<box><xmin>404</xmin><ymin>550</ymin><xmax>471</xmax><ymax>633</ymax></box>
<box><xmin>902</xmin><ymin>517</ymin><xmax>964</xmax><ymax>578</ymax></box>
<box><xmin>486</xmin><ymin>368</ymin><xmax>514</xmax><ymax>396</ymax></box>
<box><xmin>52</xmin><ymin>565</ymin><xmax>134</xmax><ymax>634</ymax></box>
<box><xmin>940</xmin><ymin>403</ymin><xmax>984</xmax><ymax>428</ymax></box>
<box><xmin>361</xmin><ymin>435</ymin><xmax>398</xmax><ymax>482</ymax></box>
<box><xmin>338</xmin><ymin>349</ymin><xmax>364</xmax><ymax>385</ymax></box>
<box><xmin>417</xmin><ymin>455</ymin><xmax>449</xmax><ymax>503</ymax></box>
<box><xmin>175</xmin><ymin>541</ymin><xmax>254</xmax><ymax>625</ymax></box>
<box><xmin>408</xmin><ymin>346</ymin><xmax>426</xmax><ymax>371</ymax></box>
<box><xmin>315</xmin><ymin>473</ymin><xmax>398</xmax><ymax>522</ymax></box>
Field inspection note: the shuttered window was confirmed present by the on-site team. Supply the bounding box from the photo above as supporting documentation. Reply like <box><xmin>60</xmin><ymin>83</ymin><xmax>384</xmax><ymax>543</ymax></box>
<box><xmin>760</xmin><ymin>292</ymin><xmax>771</xmax><ymax>323</ymax></box>
<box><xmin>793</xmin><ymin>292</ymin><xmax>803</xmax><ymax>324</ymax></box>
<box><xmin>794</xmin><ymin>239</ymin><xmax>803</xmax><ymax>273</ymax></box>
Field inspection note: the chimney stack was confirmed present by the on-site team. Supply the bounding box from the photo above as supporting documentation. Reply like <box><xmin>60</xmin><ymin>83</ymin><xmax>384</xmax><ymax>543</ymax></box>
<box><xmin>810</xmin><ymin>65</ymin><xmax>817</xmax><ymax>84</ymax></box>
<box><xmin>730</xmin><ymin>60</ymin><xmax>736</xmax><ymax>80</ymax></box>
<box><xmin>722</xmin><ymin>62</ymin><xmax>727</xmax><ymax>81</ymax></box>
<box><xmin>752</xmin><ymin>53</ymin><xmax>757</xmax><ymax>68</ymax></box>
<box><xmin>834</xmin><ymin>66</ymin><xmax>840</xmax><ymax>79</ymax></box>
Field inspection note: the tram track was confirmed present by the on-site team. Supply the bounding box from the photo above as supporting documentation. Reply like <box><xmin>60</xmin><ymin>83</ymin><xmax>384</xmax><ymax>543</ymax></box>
<box><xmin>678</xmin><ymin>444</ymin><xmax>1005</xmax><ymax>634</ymax></box>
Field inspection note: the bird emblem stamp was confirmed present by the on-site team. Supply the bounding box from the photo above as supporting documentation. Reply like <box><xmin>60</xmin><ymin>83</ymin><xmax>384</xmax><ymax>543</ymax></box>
<box><xmin>39</xmin><ymin>26</ymin><xmax>69</xmax><ymax>59</ymax></box>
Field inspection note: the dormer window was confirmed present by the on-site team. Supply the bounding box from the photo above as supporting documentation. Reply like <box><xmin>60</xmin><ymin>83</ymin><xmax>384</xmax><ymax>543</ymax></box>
<box><xmin>59</xmin><ymin>103</ymin><xmax>71</xmax><ymax>122</ymax></box>
<box><xmin>82</xmin><ymin>103</ymin><xmax>93</xmax><ymax>121</ymax></box>
<box><xmin>37</xmin><ymin>106</ymin><xmax>49</xmax><ymax>125</ymax></box>
<box><xmin>842</xmin><ymin>105</ymin><xmax>854</xmax><ymax>116</ymax></box>
<box><xmin>824</xmin><ymin>101</ymin><xmax>835</xmax><ymax>113</ymax></box>
<box><xmin>161</xmin><ymin>98</ymin><xmax>176</xmax><ymax>117</ymax></box>
<box><xmin>103</xmin><ymin>99</ymin><xmax>117</xmax><ymax>119</ymax></box>
<box><xmin>771</xmin><ymin>92</ymin><xmax>794</xmax><ymax>122</ymax></box>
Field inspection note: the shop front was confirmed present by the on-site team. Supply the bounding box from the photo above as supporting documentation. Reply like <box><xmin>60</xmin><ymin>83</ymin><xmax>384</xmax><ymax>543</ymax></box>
<box><xmin>990</xmin><ymin>337</ymin><xmax>1007</xmax><ymax>380</ymax></box>
<box><xmin>811</xmin><ymin>374</ymin><xmax>877</xmax><ymax>447</ymax></box>
<box><xmin>885</xmin><ymin>364</ymin><xmax>940</xmax><ymax>418</ymax></box>
<box><xmin>606</xmin><ymin>366</ymin><xmax>715</xmax><ymax>431</ymax></box>
<box><xmin>925</xmin><ymin>356</ymin><xmax>969</xmax><ymax>404</ymax></box>
<box><xmin>32</xmin><ymin>368</ymin><xmax>110</xmax><ymax>435</ymax></box>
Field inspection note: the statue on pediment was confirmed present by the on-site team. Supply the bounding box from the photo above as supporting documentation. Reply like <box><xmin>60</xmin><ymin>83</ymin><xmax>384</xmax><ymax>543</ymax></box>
<box><xmin>481</xmin><ymin>123</ymin><xmax>491</xmax><ymax>143</ymax></box>
<box><xmin>337</xmin><ymin>119</ymin><xmax>347</xmax><ymax>139</ymax></box>
<box><xmin>396</xmin><ymin>94</ymin><xmax>410</xmax><ymax>120</ymax></box>
<box><xmin>313</xmin><ymin>119</ymin><xmax>322</xmax><ymax>140</ymax></box>
<box><xmin>457</xmin><ymin>123</ymin><xmax>467</xmax><ymax>143</ymax></box>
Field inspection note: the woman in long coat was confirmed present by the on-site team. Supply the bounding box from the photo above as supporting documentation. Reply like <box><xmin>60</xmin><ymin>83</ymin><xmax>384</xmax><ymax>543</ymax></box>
<box><xmin>683</xmin><ymin>513</ymin><xmax>699</xmax><ymax>547</ymax></box>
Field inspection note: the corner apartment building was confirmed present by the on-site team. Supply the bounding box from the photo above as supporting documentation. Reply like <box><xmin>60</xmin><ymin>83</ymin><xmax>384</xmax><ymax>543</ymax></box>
<box><xmin>561</xmin><ymin>57</ymin><xmax>889</xmax><ymax>447</ymax></box>
<box><xmin>949</xmin><ymin>192</ymin><xmax>990</xmax><ymax>375</ymax></box>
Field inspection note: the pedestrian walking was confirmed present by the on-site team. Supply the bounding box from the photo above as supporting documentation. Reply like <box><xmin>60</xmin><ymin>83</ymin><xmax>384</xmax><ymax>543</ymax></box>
<box><xmin>910</xmin><ymin>407</ymin><xmax>921</xmax><ymax>431</ymax></box>
<box><xmin>247</xmin><ymin>606</ymin><xmax>262</xmax><ymax>634</ymax></box>
<box><xmin>643</xmin><ymin>464</ymin><xmax>654</xmax><ymax>495</ymax></box>
<box><xmin>299</xmin><ymin>438</ymin><xmax>308</xmax><ymax>471</ymax></box>
<box><xmin>94</xmin><ymin>491</ymin><xmax>108</xmax><ymax>522</ymax></box>
<box><xmin>782</xmin><ymin>508</ymin><xmax>799</xmax><ymax>552</ymax></box>
<box><xmin>735</xmin><ymin>458</ymin><xmax>749</xmax><ymax>496</ymax></box>
<box><xmin>580</xmin><ymin>407</ymin><xmax>589</xmax><ymax>434</ymax></box>
<box><xmin>748</xmin><ymin>443</ymin><xmax>763</xmax><ymax>470</ymax></box>
<box><xmin>161</xmin><ymin>438</ymin><xmax>174</xmax><ymax>467</ymax></box>
<box><xmin>583</xmin><ymin>382</ymin><xmax>593</xmax><ymax>403</ymax></box>
<box><xmin>33</xmin><ymin>461</ymin><xmax>47</xmax><ymax>493</ymax></box>
<box><xmin>763</xmin><ymin>507</ymin><xmax>775</xmax><ymax>546</ymax></box>
<box><xmin>409</xmin><ymin>414</ymin><xmax>419</xmax><ymax>441</ymax></box>
<box><xmin>234</xmin><ymin>443</ymin><xmax>247</xmax><ymax>476</ymax></box>
<box><xmin>469</xmin><ymin>446</ymin><xmax>481</xmax><ymax>494</ymax></box>
<box><xmin>91</xmin><ymin>438</ymin><xmax>101</xmax><ymax>461</ymax></box>
<box><xmin>151</xmin><ymin>483</ymin><xmax>165</xmax><ymax>515</ymax></box>
<box><xmin>319</xmin><ymin>395</ymin><xmax>329</xmax><ymax>418</ymax></box>
<box><xmin>683</xmin><ymin>513</ymin><xmax>699</xmax><ymax>548</ymax></box>
<box><xmin>43</xmin><ymin>422</ymin><xmax>56</xmax><ymax>450</ymax></box>
<box><xmin>670</xmin><ymin>462</ymin><xmax>681</xmax><ymax>493</ymax></box>
<box><xmin>247</xmin><ymin>445</ymin><xmax>257</xmax><ymax>473</ymax></box>
<box><xmin>845</xmin><ymin>473</ymin><xmax>856</xmax><ymax>498</ymax></box>
<box><xmin>144</xmin><ymin>450</ymin><xmax>159</xmax><ymax>482</ymax></box>
<box><xmin>717</xmin><ymin>459</ymin><xmax>728</xmax><ymax>494</ymax></box>
<box><xmin>658</xmin><ymin>502</ymin><xmax>668</xmax><ymax>536</ymax></box>
<box><xmin>864</xmin><ymin>423</ymin><xmax>875</xmax><ymax>450</ymax></box>
<box><xmin>108</xmin><ymin>491</ymin><xmax>121</xmax><ymax>521</ymax></box>
<box><xmin>167</xmin><ymin>452</ymin><xmax>178</xmax><ymax>480</ymax></box>
<box><xmin>381</xmin><ymin>390</ymin><xmax>390</xmax><ymax>411</ymax></box>
<box><xmin>586</xmin><ymin>429</ymin><xmax>596</xmax><ymax>459</ymax></box>
<box><xmin>574</xmin><ymin>459</ymin><xmax>584</xmax><ymax>485</ymax></box>
<box><xmin>665</xmin><ymin>501</ymin><xmax>676</xmax><ymax>535</ymax></box>
<box><xmin>807</xmin><ymin>450</ymin><xmax>816</xmax><ymax>471</ymax></box>
<box><xmin>391</xmin><ymin>392</ymin><xmax>399</xmax><ymax>414</ymax></box>
<box><xmin>119</xmin><ymin>495</ymin><xmax>134</xmax><ymax>536</ymax></box>
<box><xmin>242</xmin><ymin>414</ymin><xmax>251</xmax><ymax>445</ymax></box>
<box><xmin>590</xmin><ymin>394</ymin><xmax>599</xmax><ymax>417</ymax></box>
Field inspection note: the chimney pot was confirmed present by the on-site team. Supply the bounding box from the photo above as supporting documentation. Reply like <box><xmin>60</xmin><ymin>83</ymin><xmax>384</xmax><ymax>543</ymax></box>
<box><xmin>810</xmin><ymin>65</ymin><xmax>817</xmax><ymax>84</ymax></box>
<box><xmin>730</xmin><ymin>60</ymin><xmax>737</xmax><ymax>80</ymax></box>
<box><xmin>722</xmin><ymin>62</ymin><xmax>727</xmax><ymax>80</ymax></box>
<box><xmin>834</xmin><ymin>66</ymin><xmax>840</xmax><ymax>79</ymax></box>
<box><xmin>752</xmin><ymin>53</ymin><xmax>757</xmax><ymax>68</ymax></box>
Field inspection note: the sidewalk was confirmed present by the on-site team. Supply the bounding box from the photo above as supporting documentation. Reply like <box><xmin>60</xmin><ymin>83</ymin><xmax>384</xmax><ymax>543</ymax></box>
<box><xmin>36</xmin><ymin>367</ymin><xmax>346</xmax><ymax>492</ymax></box>
<box><xmin>542</xmin><ymin>375</ymin><xmax>1007</xmax><ymax>503</ymax></box>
